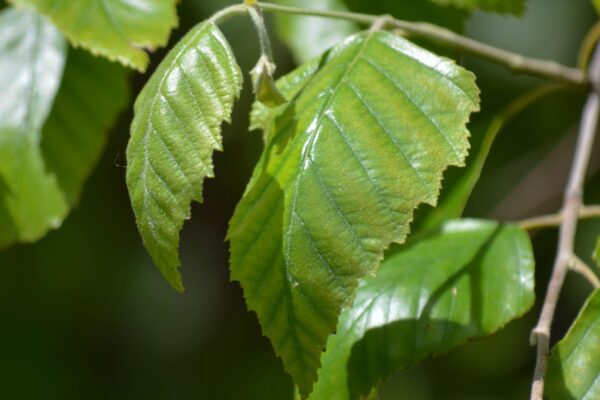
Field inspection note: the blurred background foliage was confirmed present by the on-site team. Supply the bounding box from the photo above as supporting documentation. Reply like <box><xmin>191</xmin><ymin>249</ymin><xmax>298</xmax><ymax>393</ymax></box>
<box><xmin>0</xmin><ymin>0</ymin><xmax>598</xmax><ymax>398</ymax></box>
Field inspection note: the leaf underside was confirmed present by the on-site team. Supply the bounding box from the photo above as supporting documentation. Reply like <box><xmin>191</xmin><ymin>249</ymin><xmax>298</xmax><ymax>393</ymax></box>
<box><xmin>229</xmin><ymin>30</ymin><xmax>480</xmax><ymax>396</ymax></box>
<box><xmin>308</xmin><ymin>219</ymin><xmax>535</xmax><ymax>399</ymax></box>
<box><xmin>547</xmin><ymin>290</ymin><xmax>600</xmax><ymax>400</ymax></box>
<box><xmin>9</xmin><ymin>0</ymin><xmax>178</xmax><ymax>71</ymax></box>
<box><xmin>126</xmin><ymin>21</ymin><xmax>243</xmax><ymax>292</ymax></box>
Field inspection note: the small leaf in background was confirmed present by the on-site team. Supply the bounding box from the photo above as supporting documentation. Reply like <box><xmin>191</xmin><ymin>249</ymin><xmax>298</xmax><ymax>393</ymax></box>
<box><xmin>594</xmin><ymin>237</ymin><xmax>600</xmax><ymax>267</ymax></box>
<box><xmin>229</xmin><ymin>30</ymin><xmax>479</xmax><ymax>396</ymax></box>
<box><xmin>250</xmin><ymin>55</ymin><xmax>287</xmax><ymax>107</ymax></box>
<box><xmin>546</xmin><ymin>290</ymin><xmax>600</xmax><ymax>399</ymax></box>
<box><xmin>272</xmin><ymin>0</ymin><xmax>358</xmax><ymax>63</ymax></box>
<box><xmin>126</xmin><ymin>21</ymin><xmax>243</xmax><ymax>292</ymax></box>
<box><xmin>431</xmin><ymin>0</ymin><xmax>526</xmax><ymax>15</ymax></box>
<box><xmin>309</xmin><ymin>219</ymin><xmax>535</xmax><ymax>400</ymax></box>
<box><xmin>9</xmin><ymin>0</ymin><xmax>178</xmax><ymax>71</ymax></box>
<box><xmin>249</xmin><ymin>56</ymin><xmax>320</xmax><ymax>142</ymax></box>
<box><xmin>0</xmin><ymin>7</ymin><xmax>67</xmax><ymax>247</ymax></box>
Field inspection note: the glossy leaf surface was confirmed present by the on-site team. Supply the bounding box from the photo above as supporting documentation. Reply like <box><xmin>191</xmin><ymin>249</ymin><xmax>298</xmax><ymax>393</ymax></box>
<box><xmin>0</xmin><ymin>7</ymin><xmax>67</xmax><ymax>247</ymax></box>
<box><xmin>547</xmin><ymin>290</ymin><xmax>600</xmax><ymax>399</ymax></box>
<box><xmin>127</xmin><ymin>21</ymin><xmax>242</xmax><ymax>292</ymax></box>
<box><xmin>272</xmin><ymin>0</ymin><xmax>357</xmax><ymax>63</ymax></box>
<box><xmin>310</xmin><ymin>219</ymin><xmax>535</xmax><ymax>399</ymax></box>
<box><xmin>229</xmin><ymin>31</ymin><xmax>480</xmax><ymax>395</ymax></box>
<box><xmin>10</xmin><ymin>0</ymin><xmax>178</xmax><ymax>71</ymax></box>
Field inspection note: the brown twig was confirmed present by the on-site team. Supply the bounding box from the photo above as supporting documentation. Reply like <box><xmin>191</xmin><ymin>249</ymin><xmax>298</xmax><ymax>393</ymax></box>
<box><xmin>529</xmin><ymin>43</ymin><xmax>600</xmax><ymax>400</ymax></box>
<box><xmin>570</xmin><ymin>255</ymin><xmax>600</xmax><ymax>289</ymax></box>
<box><xmin>518</xmin><ymin>205</ymin><xmax>600</xmax><ymax>230</ymax></box>
<box><xmin>256</xmin><ymin>2</ymin><xmax>587</xmax><ymax>86</ymax></box>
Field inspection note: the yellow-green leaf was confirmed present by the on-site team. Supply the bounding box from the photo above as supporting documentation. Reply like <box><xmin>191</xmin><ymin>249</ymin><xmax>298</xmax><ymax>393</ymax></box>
<box><xmin>126</xmin><ymin>21</ymin><xmax>243</xmax><ymax>292</ymax></box>
<box><xmin>229</xmin><ymin>30</ymin><xmax>480</xmax><ymax>396</ymax></box>
<box><xmin>9</xmin><ymin>0</ymin><xmax>178</xmax><ymax>71</ymax></box>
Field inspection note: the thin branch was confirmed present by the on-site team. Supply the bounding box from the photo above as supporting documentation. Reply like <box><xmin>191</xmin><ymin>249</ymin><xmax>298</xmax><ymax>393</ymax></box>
<box><xmin>209</xmin><ymin>4</ymin><xmax>248</xmax><ymax>24</ymax></box>
<box><xmin>256</xmin><ymin>2</ymin><xmax>586</xmax><ymax>86</ymax></box>
<box><xmin>529</xmin><ymin>44</ymin><xmax>600</xmax><ymax>400</ymax></box>
<box><xmin>570</xmin><ymin>255</ymin><xmax>600</xmax><ymax>289</ymax></box>
<box><xmin>518</xmin><ymin>205</ymin><xmax>600</xmax><ymax>230</ymax></box>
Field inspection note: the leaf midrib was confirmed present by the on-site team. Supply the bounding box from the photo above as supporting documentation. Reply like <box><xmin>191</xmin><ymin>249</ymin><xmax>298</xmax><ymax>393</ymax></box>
<box><xmin>281</xmin><ymin>30</ymin><xmax>378</xmax><ymax>388</ymax></box>
<box><xmin>134</xmin><ymin>23</ymin><xmax>213</xmax><ymax>247</ymax></box>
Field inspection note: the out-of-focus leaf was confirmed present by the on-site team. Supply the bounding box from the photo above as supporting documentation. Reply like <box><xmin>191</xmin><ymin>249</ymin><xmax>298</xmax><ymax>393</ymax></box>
<box><xmin>42</xmin><ymin>49</ymin><xmax>130</xmax><ymax>205</ymax></box>
<box><xmin>249</xmin><ymin>56</ymin><xmax>320</xmax><ymax>142</ymax></box>
<box><xmin>420</xmin><ymin>84</ymin><xmax>565</xmax><ymax>231</ymax></box>
<box><xmin>432</xmin><ymin>0</ymin><xmax>526</xmax><ymax>15</ymax></box>
<box><xmin>272</xmin><ymin>0</ymin><xmax>358</xmax><ymax>63</ymax></box>
<box><xmin>592</xmin><ymin>0</ymin><xmax>600</xmax><ymax>16</ymax></box>
<box><xmin>9</xmin><ymin>0</ymin><xmax>178</xmax><ymax>71</ymax></box>
<box><xmin>309</xmin><ymin>219</ymin><xmax>535</xmax><ymax>400</ymax></box>
<box><xmin>345</xmin><ymin>0</ymin><xmax>469</xmax><ymax>33</ymax></box>
<box><xmin>126</xmin><ymin>21</ymin><xmax>243</xmax><ymax>292</ymax></box>
<box><xmin>229</xmin><ymin>30</ymin><xmax>479</xmax><ymax>396</ymax></box>
<box><xmin>0</xmin><ymin>7</ymin><xmax>68</xmax><ymax>247</ymax></box>
<box><xmin>547</xmin><ymin>290</ymin><xmax>600</xmax><ymax>399</ymax></box>
<box><xmin>594</xmin><ymin>237</ymin><xmax>600</xmax><ymax>267</ymax></box>
<box><xmin>0</xmin><ymin>7</ymin><xmax>130</xmax><ymax>248</ymax></box>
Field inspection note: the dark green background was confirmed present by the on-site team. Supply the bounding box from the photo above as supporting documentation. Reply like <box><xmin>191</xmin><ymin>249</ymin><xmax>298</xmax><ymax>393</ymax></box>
<box><xmin>0</xmin><ymin>0</ymin><xmax>598</xmax><ymax>398</ymax></box>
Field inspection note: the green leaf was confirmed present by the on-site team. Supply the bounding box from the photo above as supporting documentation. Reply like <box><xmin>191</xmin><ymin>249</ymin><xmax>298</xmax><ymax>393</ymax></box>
<box><xmin>309</xmin><ymin>219</ymin><xmax>535</xmax><ymax>400</ymax></box>
<box><xmin>345</xmin><ymin>0</ymin><xmax>469</xmax><ymax>33</ymax></box>
<box><xmin>126</xmin><ymin>21</ymin><xmax>243</xmax><ymax>292</ymax></box>
<box><xmin>431</xmin><ymin>0</ymin><xmax>526</xmax><ymax>14</ymax></box>
<box><xmin>42</xmin><ymin>48</ymin><xmax>130</xmax><ymax>206</ymax></box>
<box><xmin>595</xmin><ymin>0</ymin><xmax>600</xmax><ymax>16</ymax></box>
<box><xmin>547</xmin><ymin>290</ymin><xmax>600</xmax><ymax>399</ymax></box>
<box><xmin>420</xmin><ymin>84</ymin><xmax>565</xmax><ymax>231</ymax></box>
<box><xmin>249</xmin><ymin>56</ymin><xmax>320</xmax><ymax>142</ymax></box>
<box><xmin>0</xmin><ymin>7</ymin><xmax>130</xmax><ymax>248</ymax></box>
<box><xmin>9</xmin><ymin>0</ymin><xmax>178</xmax><ymax>71</ymax></box>
<box><xmin>272</xmin><ymin>0</ymin><xmax>358</xmax><ymax>63</ymax></box>
<box><xmin>0</xmin><ymin>7</ymin><xmax>68</xmax><ymax>247</ymax></box>
<box><xmin>229</xmin><ymin>30</ymin><xmax>479</xmax><ymax>395</ymax></box>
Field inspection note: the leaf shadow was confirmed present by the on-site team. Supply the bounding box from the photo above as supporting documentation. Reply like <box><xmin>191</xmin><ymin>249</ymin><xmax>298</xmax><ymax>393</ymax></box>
<box><xmin>346</xmin><ymin>226</ymin><xmax>503</xmax><ymax>398</ymax></box>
